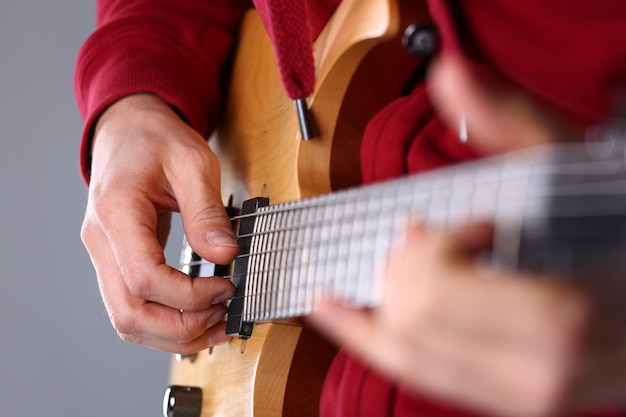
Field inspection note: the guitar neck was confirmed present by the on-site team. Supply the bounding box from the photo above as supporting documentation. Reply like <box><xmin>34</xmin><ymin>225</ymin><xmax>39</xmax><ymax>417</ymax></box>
<box><xmin>181</xmin><ymin>143</ymin><xmax>626</xmax><ymax>337</ymax></box>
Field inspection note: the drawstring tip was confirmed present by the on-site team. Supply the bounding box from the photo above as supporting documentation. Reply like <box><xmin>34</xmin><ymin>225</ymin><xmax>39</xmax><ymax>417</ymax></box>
<box><xmin>458</xmin><ymin>110</ymin><xmax>468</xmax><ymax>143</ymax></box>
<box><xmin>295</xmin><ymin>98</ymin><xmax>314</xmax><ymax>140</ymax></box>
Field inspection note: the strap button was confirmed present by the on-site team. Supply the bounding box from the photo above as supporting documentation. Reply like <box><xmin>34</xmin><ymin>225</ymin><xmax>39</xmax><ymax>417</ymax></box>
<box><xmin>402</xmin><ymin>23</ymin><xmax>439</xmax><ymax>56</ymax></box>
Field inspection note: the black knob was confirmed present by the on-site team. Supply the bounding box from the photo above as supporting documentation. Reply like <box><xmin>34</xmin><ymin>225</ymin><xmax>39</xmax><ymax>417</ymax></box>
<box><xmin>163</xmin><ymin>385</ymin><xmax>203</xmax><ymax>417</ymax></box>
<box><xmin>402</xmin><ymin>23</ymin><xmax>439</xmax><ymax>56</ymax></box>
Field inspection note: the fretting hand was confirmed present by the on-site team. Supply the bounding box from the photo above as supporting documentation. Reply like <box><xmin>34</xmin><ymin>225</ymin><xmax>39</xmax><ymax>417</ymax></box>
<box><xmin>309</xmin><ymin>56</ymin><xmax>626</xmax><ymax>416</ymax></box>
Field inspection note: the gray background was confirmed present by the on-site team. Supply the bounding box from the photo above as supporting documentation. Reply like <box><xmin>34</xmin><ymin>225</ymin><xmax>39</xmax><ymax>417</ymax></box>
<box><xmin>0</xmin><ymin>1</ymin><xmax>179</xmax><ymax>416</ymax></box>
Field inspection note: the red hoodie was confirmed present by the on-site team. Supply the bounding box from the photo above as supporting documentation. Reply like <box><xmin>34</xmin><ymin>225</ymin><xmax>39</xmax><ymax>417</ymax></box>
<box><xmin>74</xmin><ymin>1</ymin><xmax>626</xmax><ymax>415</ymax></box>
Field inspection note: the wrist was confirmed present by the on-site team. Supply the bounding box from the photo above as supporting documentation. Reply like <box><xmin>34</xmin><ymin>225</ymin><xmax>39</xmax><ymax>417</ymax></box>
<box><xmin>93</xmin><ymin>93</ymin><xmax>173</xmax><ymax>139</ymax></box>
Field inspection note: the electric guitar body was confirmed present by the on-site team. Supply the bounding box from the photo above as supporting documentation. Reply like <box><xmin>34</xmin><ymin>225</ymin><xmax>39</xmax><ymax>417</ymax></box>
<box><xmin>169</xmin><ymin>1</ymin><xmax>429</xmax><ymax>416</ymax></box>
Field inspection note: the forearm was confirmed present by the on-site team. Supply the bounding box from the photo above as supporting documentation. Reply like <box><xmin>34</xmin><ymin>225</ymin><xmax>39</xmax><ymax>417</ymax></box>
<box><xmin>74</xmin><ymin>0</ymin><xmax>251</xmax><ymax>182</ymax></box>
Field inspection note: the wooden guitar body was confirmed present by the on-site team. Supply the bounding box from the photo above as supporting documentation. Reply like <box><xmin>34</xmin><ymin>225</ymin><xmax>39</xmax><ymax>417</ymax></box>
<box><xmin>169</xmin><ymin>1</ymin><xmax>428</xmax><ymax>416</ymax></box>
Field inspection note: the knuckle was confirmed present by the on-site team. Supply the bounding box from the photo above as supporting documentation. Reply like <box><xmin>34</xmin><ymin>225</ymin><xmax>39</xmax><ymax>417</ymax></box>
<box><xmin>79</xmin><ymin>218</ymin><xmax>96</xmax><ymax>247</ymax></box>
<box><xmin>181</xmin><ymin>297</ymin><xmax>203</xmax><ymax>312</ymax></box>
<box><xmin>110</xmin><ymin>311</ymin><xmax>138</xmax><ymax>339</ymax></box>
<box><xmin>187</xmin><ymin>204</ymin><xmax>227</xmax><ymax>224</ymax></box>
<box><xmin>123</xmin><ymin>267</ymin><xmax>154</xmax><ymax>300</ymax></box>
<box><xmin>175</xmin><ymin>330</ymin><xmax>198</xmax><ymax>345</ymax></box>
<box><xmin>174</xmin><ymin>314</ymin><xmax>203</xmax><ymax>344</ymax></box>
<box><xmin>170</xmin><ymin>139</ymin><xmax>214</xmax><ymax>174</ymax></box>
<box><xmin>89</xmin><ymin>191</ymin><xmax>117</xmax><ymax>225</ymax></box>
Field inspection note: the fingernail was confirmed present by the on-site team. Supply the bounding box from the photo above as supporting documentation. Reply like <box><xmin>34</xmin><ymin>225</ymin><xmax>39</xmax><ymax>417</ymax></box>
<box><xmin>205</xmin><ymin>230</ymin><xmax>239</xmax><ymax>247</ymax></box>
<box><xmin>208</xmin><ymin>329</ymin><xmax>231</xmax><ymax>346</ymax></box>
<box><xmin>209</xmin><ymin>306</ymin><xmax>228</xmax><ymax>324</ymax></box>
<box><xmin>212</xmin><ymin>290</ymin><xmax>235</xmax><ymax>305</ymax></box>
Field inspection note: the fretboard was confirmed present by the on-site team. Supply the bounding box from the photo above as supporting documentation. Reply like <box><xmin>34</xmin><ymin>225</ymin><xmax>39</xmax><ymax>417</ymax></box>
<box><xmin>181</xmin><ymin>143</ymin><xmax>626</xmax><ymax>337</ymax></box>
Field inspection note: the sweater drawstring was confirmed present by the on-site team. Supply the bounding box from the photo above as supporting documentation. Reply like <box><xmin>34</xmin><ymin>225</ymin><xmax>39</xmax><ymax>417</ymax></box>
<box><xmin>253</xmin><ymin>0</ymin><xmax>315</xmax><ymax>139</ymax></box>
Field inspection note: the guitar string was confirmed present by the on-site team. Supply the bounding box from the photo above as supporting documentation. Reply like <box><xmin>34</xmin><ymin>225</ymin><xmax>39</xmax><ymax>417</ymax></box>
<box><xmin>188</xmin><ymin>205</ymin><xmax>626</xmax><ymax>284</ymax></box>
<box><xmin>186</xmin><ymin>187</ymin><xmax>626</xmax><ymax>321</ymax></box>
<box><xmin>228</xmin><ymin>178</ymin><xmax>626</xmax><ymax>245</ymax></box>
<box><xmin>185</xmin><ymin>167</ymin><xmax>626</xmax><ymax>277</ymax></box>
<box><xmin>183</xmin><ymin>148</ymin><xmax>626</xmax><ymax>319</ymax></box>
<box><xmin>224</xmin><ymin>154</ymin><xmax>626</xmax><ymax>226</ymax></box>
<box><xmin>183</xmin><ymin>179</ymin><xmax>626</xmax><ymax>273</ymax></box>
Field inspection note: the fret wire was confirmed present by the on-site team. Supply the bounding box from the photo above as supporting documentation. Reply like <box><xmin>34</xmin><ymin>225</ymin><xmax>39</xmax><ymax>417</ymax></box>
<box><xmin>252</xmin><ymin>212</ymin><xmax>263</xmax><ymax>320</ymax></box>
<box><xmin>278</xmin><ymin>207</ymin><xmax>295</xmax><ymax>318</ymax></box>
<box><xmin>329</xmin><ymin>201</ymin><xmax>347</xmax><ymax>300</ymax></box>
<box><xmin>244</xmin><ymin>210</ymin><xmax>256</xmax><ymax>321</ymax></box>
<box><xmin>260</xmin><ymin>211</ymin><xmax>273</xmax><ymax>319</ymax></box>
<box><xmin>279</xmin><ymin>206</ymin><xmax>298</xmax><ymax>316</ymax></box>
<box><xmin>260</xmin><ymin>210</ymin><xmax>274</xmax><ymax>319</ymax></box>
<box><xmin>495</xmin><ymin>157</ymin><xmax>530</xmax><ymax>268</ymax></box>
<box><xmin>305</xmin><ymin>204</ymin><xmax>322</xmax><ymax>315</ymax></box>
<box><xmin>255</xmin><ymin>208</ymin><xmax>273</xmax><ymax>317</ymax></box>
<box><xmin>261</xmin><ymin>211</ymin><xmax>277</xmax><ymax>319</ymax></box>
<box><xmin>326</xmin><ymin>201</ymin><xmax>342</xmax><ymax>306</ymax></box>
<box><xmin>290</xmin><ymin>203</ymin><xmax>310</xmax><ymax>314</ymax></box>
<box><xmin>249</xmin><ymin>212</ymin><xmax>260</xmax><ymax>320</ymax></box>
<box><xmin>287</xmin><ymin>205</ymin><xmax>301</xmax><ymax>317</ymax></box>
<box><xmin>344</xmin><ymin>197</ymin><xmax>358</xmax><ymax>300</ymax></box>
<box><xmin>287</xmin><ymin>207</ymin><xmax>300</xmax><ymax>317</ymax></box>
<box><xmin>335</xmin><ymin>196</ymin><xmax>351</xmax><ymax>302</ymax></box>
<box><xmin>356</xmin><ymin>198</ymin><xmax>375</xmax><ymax>305</ymax></box>
<box><xmin>276</xmin><ymin>206</ymin><xmax>291</xmax><ymax>316</ymax></box>
<box><xmin>299</xmin><ymin>205</ymin><xmax>312</xmax><ymax>316</ymax></box>
<box><xmin>272</xmin><ymin>208</ymin><xmax>286</xmax><ymax>318</ymax></box>
<box><xmin>318</xmin><ymin>202</ymin><xmax>334</xmax><ymax>306</ymax></box>
<box><xmin>304</xmin><ymin>202</ymin><xmax>320</xmax><ymax>310</ymax></box>
<box><xmin>249</xmin><ymin>208</ymin><xmax>269</xmax><ymax>321</ymax></box>
<box><xmin>369</xmin><ymin>189</ymin><xmax>393</xmax><ymax>305</ymax></box>
<box><xmin>354</xmin><ymin>190</ymin><xmax>380</xmax><ymax>305</ymax></box>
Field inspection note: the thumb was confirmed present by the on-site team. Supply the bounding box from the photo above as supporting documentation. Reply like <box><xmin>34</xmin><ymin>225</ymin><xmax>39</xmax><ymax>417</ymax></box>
<box><xmin>428</xmin><ymin>54</ymin><xmax>574</xmax><ymax>154</ymax></box>
<box><xmin>173</xmin><ymin>148</ymin><xmax>240</xmax><ymax>266</ymax></box>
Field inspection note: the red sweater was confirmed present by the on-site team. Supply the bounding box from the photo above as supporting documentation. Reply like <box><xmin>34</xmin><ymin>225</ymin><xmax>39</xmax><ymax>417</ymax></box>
<box><xmin>75</xmin><ymin>1</ymin><xmax>626</xmax><ymax>415</ymax></box>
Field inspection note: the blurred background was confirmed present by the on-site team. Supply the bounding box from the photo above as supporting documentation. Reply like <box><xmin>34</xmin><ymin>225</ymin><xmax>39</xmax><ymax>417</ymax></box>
<box><xmin>0</xmin><ymin>1</ymin><xmax>180</xmax><ymax>416</ymax></box>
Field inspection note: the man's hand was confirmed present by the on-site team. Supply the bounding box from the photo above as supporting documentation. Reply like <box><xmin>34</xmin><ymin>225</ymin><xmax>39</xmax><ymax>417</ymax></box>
<box><xmin>81</xmin><ymin>94</ymin><xmax>240</xmax><ymax>353</ymax></box>
<box><xmin>309</xmin><ymin>223</ymin><xmax>588</xmax><ymax>417</ymax></box>
<box><xmin>309</xmin><ymin>56</ymin><xmax>626</xmax><ymax>416</ymax></box>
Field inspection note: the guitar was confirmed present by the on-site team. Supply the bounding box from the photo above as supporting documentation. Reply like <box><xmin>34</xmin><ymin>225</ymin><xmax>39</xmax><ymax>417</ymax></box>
<box><xmin>167</xmin><ymin>1</ymin><xmax>428</xmax><ymax>416</ymax></box>
<box><xmin>166</xmin><ymin>1</ymin><xmax>626</xmax><ymax>416</ymax></box>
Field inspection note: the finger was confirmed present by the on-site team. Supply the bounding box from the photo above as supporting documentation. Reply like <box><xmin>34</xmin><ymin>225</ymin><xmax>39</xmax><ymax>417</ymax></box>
<box><xmin>403</xmin><ymin>228</ymin><xmax>585</xmax><ymax>409</ymax></box>
<box><xmin>82</xmin><ymin>219</ymin><xmax>231</xmax><ymax>352</ymax></box>
<box><xmin>166</xmin><ymin>142</ymin><xmax>241</xmax><ymax>265</ymax></box>
<box><xmin>310</xmin><ymin>298</ymin><xmax>568</xmax><ymax>417</ymax></box>
<box><xmin>91</xmin><ymin>186</ymin><xmax>235</xmax><ymax>311</ymax></box>
<box><xmin>115</xmin><ymin>304</ymin><xmax>232</xmax><ymax>354</ymax></box>
<box><xmin>308</xmin><ymin>300</ymin><xmax>397</xmax><ymax>369</ymax></box>
<box><xmin>427</xmin><ymin>55</ymin><xmax>574</xmax><ymax>154</ymax></box>
<box><xmin>398</xmin><ymin>224</ymin><xmax>587</xmax><ymax>351</ymax></box>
